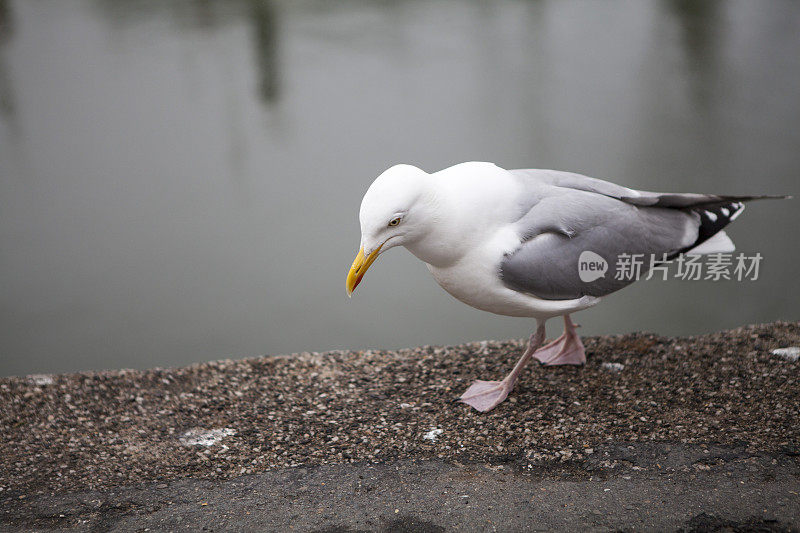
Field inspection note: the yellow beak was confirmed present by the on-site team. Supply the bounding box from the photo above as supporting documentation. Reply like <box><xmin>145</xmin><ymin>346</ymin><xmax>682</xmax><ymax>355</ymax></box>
<box><xmin>346</xmin><ymin>245</ymin><xmax>382</xmax><ymax>296</ymax></box>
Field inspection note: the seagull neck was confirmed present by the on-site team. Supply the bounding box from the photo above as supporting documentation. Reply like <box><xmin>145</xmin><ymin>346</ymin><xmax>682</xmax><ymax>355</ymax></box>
<box><xmin>404</xmin><ymin>237</ymin><xmax>463</xmax><ymax>269</ymax></box>
<box><xmin>402</xmin><ymin>180</ymin><xmax>484</xmax><ymax>268</ymax></box>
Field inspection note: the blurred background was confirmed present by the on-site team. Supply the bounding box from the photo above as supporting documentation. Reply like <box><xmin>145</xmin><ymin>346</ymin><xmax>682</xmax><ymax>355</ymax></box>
<box><xmin>0</xmin><ymin>0</ymin><xmax>798</xmax><ymax>376</ymax></box>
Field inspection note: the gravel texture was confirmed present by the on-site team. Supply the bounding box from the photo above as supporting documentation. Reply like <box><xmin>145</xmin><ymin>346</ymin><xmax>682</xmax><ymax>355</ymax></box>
<box><xmin>1</xmin><ymin>321</ymin><xmax>798</xmax><ymax>504</ymax></box>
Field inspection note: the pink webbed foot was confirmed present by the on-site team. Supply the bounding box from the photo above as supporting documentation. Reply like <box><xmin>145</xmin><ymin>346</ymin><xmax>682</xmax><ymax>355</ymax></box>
<box><xmin>459</xmin><ymin>379</ymin><xmax>513</xmax><ymax>412</ymax></box>
<box><xmin>458</xmin><ymin>321</ymin><xmax>547</xmax><ymax>412</ymax></box>
<box><xmin>539</xmin><ymin>337</ymin><xmax>586</xmax><ymax>365</ymax></box>
<box><xmin>532</xmin><ymin>333</ymin><xmax>567</xmax><ymax>364</ymax></box>
<box><xmin>535</xmin><ymin>315</ymin><xmax>586</xmax><ymax>366</ymax></box>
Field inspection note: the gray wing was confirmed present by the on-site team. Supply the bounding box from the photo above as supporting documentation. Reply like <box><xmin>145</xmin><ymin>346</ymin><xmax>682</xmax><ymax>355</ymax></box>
<box><xmin>512</xmin><ymin>169</ymin><xmax>781</xmax><ymax>208</ymax></box>
<box><xmin>499</xmin><ymin>169</ymin><xmax>767</xmax><ymax>300</ymax></box>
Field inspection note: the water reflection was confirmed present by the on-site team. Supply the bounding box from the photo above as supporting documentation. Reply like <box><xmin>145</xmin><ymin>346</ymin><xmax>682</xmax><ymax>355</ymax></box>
<box><xmin>0</xmin><ymin>0</ymin><xmax>15</xmax><ymax>121</ymax></box>
<box><xmin>91</xmin><ymin>0</ymin><xmax>281</xmax><ymax>105</ymax></box>
<box><xmin>665</xmin><ymin>0</ymin><xmax>721</xmax><ymax>107</ymax></box>
<box><xmin>0</xmin><ymin>0</ymin><xmax>797</xmax><ymax>377</ymax></box>
<box><xmin>250</xmin><ymin>0</ymin><xmax>280</xmax><ymax>103</ymax></box>
<box><xmin>0</xmin><ymin>0</ymin><xmax>10</xmax><ymax>40</ymax></box>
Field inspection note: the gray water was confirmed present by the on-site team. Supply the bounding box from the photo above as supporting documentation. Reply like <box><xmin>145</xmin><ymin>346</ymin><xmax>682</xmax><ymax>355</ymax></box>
<box><xmin>1</xmin><ymin>0</ymin><xmax>798</xmax><ymax>377</ymax></box>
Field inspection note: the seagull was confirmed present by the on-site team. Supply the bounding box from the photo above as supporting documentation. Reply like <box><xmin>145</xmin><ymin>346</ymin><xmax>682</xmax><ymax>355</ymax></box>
<box><xmin>345</xmin><ymin>162</ymin><xmax>785</xmax><ymax>412</ymax></box>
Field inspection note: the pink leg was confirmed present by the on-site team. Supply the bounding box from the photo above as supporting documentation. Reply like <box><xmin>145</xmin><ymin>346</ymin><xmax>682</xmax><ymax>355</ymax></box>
<box><xmin>459</xmin><ymin>321</ymin><xmax>547</xmax><ymax>412</ymax></box>
<box><xmin>534</xmin><ymin>315</ymin><xmax>586</xmax><ymax>366</ymax></box>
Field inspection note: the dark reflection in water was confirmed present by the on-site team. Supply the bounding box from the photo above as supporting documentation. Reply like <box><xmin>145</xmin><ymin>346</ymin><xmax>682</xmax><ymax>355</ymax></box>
<box><xmin>90</xmin><ymin>0</ymin><xmax>282</xmax><ymax>104</ymax></box>
<box><xmin>0</xmin><ymin>0</ymin><xmax>14</xmax><ymax>121</ymax></box>
<box><xmin>665</xmin><ymin>0</ymin><xmax>721</xmax><ymax>106</ymax></box>
<box><xmin>668</xmin><ymin>0</ymin><xmax>720</xmax><ymax>70</ymax></box>
<box><xmin>251</xmin><ymin>0</ymin><xmax>280</xmax><ymax>103</ymax></box>
<box><xmin>0</xmin><ymin>0</ymin><xmax>798</xmax><ymax>376</ymax></box>
<box><xmin>0</xmin><ymin>0</ymin><xmax>10</xmax><ymax>37</ymax></box>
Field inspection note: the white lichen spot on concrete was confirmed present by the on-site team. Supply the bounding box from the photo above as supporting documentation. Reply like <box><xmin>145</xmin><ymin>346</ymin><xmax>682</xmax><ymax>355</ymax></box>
<box><xmin>601</xmin><ymin>362</ymin><xmax>625</xmax><ymax>372</ymax></box>
<box><xmin>28</xmin><ymin>374</ymin><xmax>54</xmax><ymax>385</ymax></box>
<box><xmin>179</xmin><ymin>428</ymin><xmax>236</xmax><ymax>447</ymax></box>
<box><xmin>423</xmin><ymin>428</ymin><xmax>443</xmax><ymax>442</ymax></box>
<box><xmin>771</xmin><ymin>347</ymin><xmax>799</xmax><ymax>362</ymax></box>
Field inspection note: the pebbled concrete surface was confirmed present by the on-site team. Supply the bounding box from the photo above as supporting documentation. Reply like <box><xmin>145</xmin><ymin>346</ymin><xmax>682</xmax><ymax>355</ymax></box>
<box><xmin>1</xmin><ymin>322</ymin><xmax>799</xmax><ymax>531</ymax></box>
<box><xmin>2</xmin><ymin>443</ymin><xmax>799</xmax><ymax>532</ymax></box>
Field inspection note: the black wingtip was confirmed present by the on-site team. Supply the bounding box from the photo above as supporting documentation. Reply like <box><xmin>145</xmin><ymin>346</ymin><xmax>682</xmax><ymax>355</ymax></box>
<box><xmin>679</xmin><ymin>200</ymin><xmax>745</xmax><ymax>255</ymax></box>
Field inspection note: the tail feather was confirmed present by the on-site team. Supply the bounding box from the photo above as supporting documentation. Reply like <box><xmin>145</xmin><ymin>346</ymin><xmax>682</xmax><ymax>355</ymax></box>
<box><xmin>687</xmin><ymin>230</ymin><xmax>735</xmax><ymax>255</ymax></box>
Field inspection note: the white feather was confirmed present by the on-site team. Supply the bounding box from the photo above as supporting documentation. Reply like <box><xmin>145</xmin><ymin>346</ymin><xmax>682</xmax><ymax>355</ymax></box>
<box><xmin>687</xmin><ymin>231</ymin><xmax>735</xmax><ymax>254</ymax></box>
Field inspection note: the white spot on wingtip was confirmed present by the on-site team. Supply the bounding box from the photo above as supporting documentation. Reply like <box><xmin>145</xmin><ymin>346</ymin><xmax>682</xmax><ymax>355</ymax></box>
<box><xmin>730</xmin><ymin>204</ymin><xmax>745</xmax><ymax>220</ymax></box>
<box><xmin>705</xmin><ymin>211</ymin><xmax>718</xmax><ymax>222</ymax></box>
<box><xmin>720</xmin><ymin>208</ymin><xmax>729</xmax><ymax>217</ymax></box>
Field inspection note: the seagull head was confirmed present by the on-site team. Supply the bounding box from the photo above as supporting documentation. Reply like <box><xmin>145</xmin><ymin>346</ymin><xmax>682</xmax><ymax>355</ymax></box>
<box><xmin>346</xmin><ymin>164</ymin><xmax>432</xmax><ymax>296</ymax></box>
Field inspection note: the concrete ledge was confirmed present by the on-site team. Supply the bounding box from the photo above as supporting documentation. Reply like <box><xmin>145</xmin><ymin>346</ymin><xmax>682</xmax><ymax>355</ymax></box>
<box><xmin>3</xmin><ymin>443</ymin><xmax>800</xmax><ymax>532</ymax></box>
<box><xmin>2</xmin><ymin>322</ymin><xmax>799</xmax><ymax>530</ymax></box>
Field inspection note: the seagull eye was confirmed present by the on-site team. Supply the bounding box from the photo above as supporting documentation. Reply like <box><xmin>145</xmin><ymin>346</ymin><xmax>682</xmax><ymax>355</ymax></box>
<box><xmin>388</xmin><ymin>217</ymin><xmax>402</xmax><ymax>227</ymax></box>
